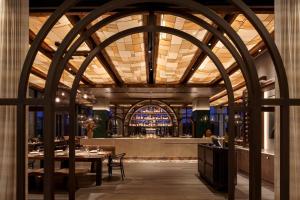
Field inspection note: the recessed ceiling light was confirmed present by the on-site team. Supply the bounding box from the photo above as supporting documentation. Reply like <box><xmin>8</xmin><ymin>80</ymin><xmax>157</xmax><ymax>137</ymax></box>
<box><xmin>150</xmin><ymin>68</ymin><xmax>153</xmax><ymax>71</ymax></box>
<box><xmin>55</xmin><ymin>97</ymin><xmax>60</xmax><ymax>103</ymax></box>
<box><xmin>148</xmin><ymin>50</ymin><xmax>151</xmax><ymax>53</ymax></box>
<box><xmin>83</xmin><ymin>94</ymin><xmax>88</xmax><ymax>99</ymax></box>
<box><xmin>208</xmin><ymin>43</ymin><xmax>212</xmax><ymax>46</ymax></box>
<box><xmin>68</xmin><ymin>67</ymin><xmax>72</xmax><ymax>71</ymax></box>
<box><xmin>61</xmin><ymin>92</ymin><xmax>65</xmax><ymax>96</ymax></box>
<box><xmin>258</xmin><ymin>49</ymin><xmax>262</xmax><ymax>52</ymax></box>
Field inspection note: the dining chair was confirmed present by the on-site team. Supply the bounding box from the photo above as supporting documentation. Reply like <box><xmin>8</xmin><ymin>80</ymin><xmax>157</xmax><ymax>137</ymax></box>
<box><xmin>108</xmin><ymin>153</ymin><xmax>126</xmax><ymax>180</ymax></box>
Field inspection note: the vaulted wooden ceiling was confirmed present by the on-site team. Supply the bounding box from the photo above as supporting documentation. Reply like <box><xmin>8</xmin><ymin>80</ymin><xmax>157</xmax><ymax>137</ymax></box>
<box><xmin>28</xmin><ymin>10</ymin><xmax>274</xmax><ymax>106</ymax></box>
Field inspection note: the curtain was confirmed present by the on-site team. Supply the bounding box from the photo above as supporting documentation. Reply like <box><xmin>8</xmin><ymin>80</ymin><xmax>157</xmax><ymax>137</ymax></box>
<box><xmin>0</xmin><ymin>0</ymin><xmax>28</xmax><ymax>199</ymax></box>
<box><xmin>275</xmin><ymin>0</ymin><xmax>300</xmax><ymax>199</ymax></box>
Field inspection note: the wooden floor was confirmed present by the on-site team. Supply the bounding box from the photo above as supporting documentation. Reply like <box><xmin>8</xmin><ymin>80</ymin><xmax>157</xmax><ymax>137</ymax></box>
<box><xmin>29</xmin><ymin>161</ymin><xmax>274</xmax><ymax>200</ymax></box>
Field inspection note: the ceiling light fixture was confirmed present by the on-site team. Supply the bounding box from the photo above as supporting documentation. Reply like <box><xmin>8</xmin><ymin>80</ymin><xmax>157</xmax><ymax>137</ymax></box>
<box><xmin>208</xmin><ymin>43</ymin><xmax>212</xmax><ymax>46</ymax></box>
<box><xmin>61</xmin><ymin>92</ymin><xmax>65</xmax><ymax>96</ymax></box>
<box><xmin>55</xmin><ymin>97</ymin><xmax>60</xmax><ymax>103</ymax></box>
<box><xmin>258</xmin><ymin>49</ymin><xmax>262</xmax><ymax>53</ymax></box>
<box><xmin>68</xmin><ymin>67</ymin><xmax>72</xmax><ymax>71</ymax></box>
<box><xmin>83</xmin><ymin>94</ymin><xmax>88</xmax><ymax>99</ymax></box>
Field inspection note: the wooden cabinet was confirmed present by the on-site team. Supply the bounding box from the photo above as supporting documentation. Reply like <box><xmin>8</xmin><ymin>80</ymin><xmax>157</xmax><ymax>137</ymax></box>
<box><xmin>236</xmin><ymin>147</ymin><xmax>274</xmax><ymax>184</ymax></box>
<box><xmin>198</xmin><ymin>144</ymin><xmax>228</xmax><ymax>191</ymax></box>
<box><xmin>261</xmin><ymin>152</ymin><xmax>274</xmax><ymax>183</ymax></box>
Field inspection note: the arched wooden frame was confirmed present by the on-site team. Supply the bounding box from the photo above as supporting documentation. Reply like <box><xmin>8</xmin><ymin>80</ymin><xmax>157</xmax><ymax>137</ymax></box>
<box><xmin>0</xmin><ymin>0</ymin><xmax>297</xmax><ymax>200</ymax></box>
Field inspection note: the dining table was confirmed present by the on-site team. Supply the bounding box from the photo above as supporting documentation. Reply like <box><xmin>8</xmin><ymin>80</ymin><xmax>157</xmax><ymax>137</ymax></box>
<box><xmin>28</xmin><ymin>150</ymin><xmax>111</xmax><ymax>186</ymax></box>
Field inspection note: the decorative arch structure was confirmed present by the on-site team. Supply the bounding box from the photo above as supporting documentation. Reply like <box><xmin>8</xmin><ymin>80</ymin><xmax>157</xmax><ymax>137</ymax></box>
<box><xmin>124</xmin><ymin>100</ymin><xmax>178</xmax><ymax>136</ymax></box>
<box><xmin>0</xmin><ymin>0</ymin><xmax>299</xmax><ymax>199</ymax></box>
<box><xmin>107</xmin><ymin>115</ymin><xmax>124</xmax><ymax>136</ymax></box>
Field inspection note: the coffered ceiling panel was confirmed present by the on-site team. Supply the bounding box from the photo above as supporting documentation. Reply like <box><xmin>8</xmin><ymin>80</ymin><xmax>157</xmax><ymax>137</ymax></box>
<box><xmin>210</xmin><ymin>86</ymin><xmax>246</xmax><ymax>106</ymax></box>
<box><xmin>160</xmin><ymin>14</ymin><xmax>212</xmax><ymax>42</ymax></box>
<box><xmin>33</xmin><ymin>50</ymin><xmax>82</xmax><ymax>88</ymax></box>
<box><xmin>68</xmin><ymin>56</ymin><xmax>114</xmax><ymax>84</ymax></box>
<box><xmin>28</xmin><ymin>11</ymin><xmax>274</xmax><ymax>94</ymax></box>
<box><xmin>105</xmin><ymin>33</ymin><xmax>147</xmax><ymax>83</ymax></box>
<box><xmin>156</xmin><ymin>14</ymin><xmax>214</xmax><ymax>84</ymax></box>
<box><xmin>189</xmin><ymin>14</ymin><xmax>274</xmax><ymax>85</ymax></box>
<box><xmin>29</xmin><ymin>15</ymin><xmax>89</xmax><ymax>51</ymax></box>
<box><xmin>218</xmin><ymin>70</ymin><xmax>244</xmax><ymax>87</ymax></box>
<box><xmin>29</xmin><ymin>74</ymin><xmax>45</xmax><ymax>89</ymax></box>
<box><xmin>228</xmin><ymin>70</ymin><xmax>244</xmax><ymax>87</ymax></box>
<box><xmin>33</xmin><ymin>51</ymin><xmax>51</xmax><ymax>74</ymax></box>
<box><xmin>84</xmin><ymin>58</ymin><xmax>114</xmax><ymax>84</ymax></box>
<box><xmin>92</xmin><ymin>15</ymin><xmax>146</xmax><ymax>84</ymax></box>
<box><xmin>93</xmin><ymin>15</ymin><xmax>143</xmax><ymax>42</ymax></box>
<box><xmin>188</xmin><ymin>57</ymin><xmax>218</xmax><ymax>84</ymax></box>
<box><xmin>59</xmin><ymin>70</ymin><xmax>76</xmax><ymax>88</ymax></box>
<box><xmin>156</xmin><ymin>33</ymin><xmax>198</xmax><ymax>84</ymax></box>
<box><xmin>30</xmin><ymin>14</ymin><xmax>115</xmax><ymax>86</ymax></box>
<box><xmin>231</xmin><ymin>14</ymin><xmax>274</xmax><ymax>50</ymax></box>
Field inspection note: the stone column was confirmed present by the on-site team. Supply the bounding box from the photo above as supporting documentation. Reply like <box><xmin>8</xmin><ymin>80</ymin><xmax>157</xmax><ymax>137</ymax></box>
<box><xmin>275</xmin><ymin>0</ymin><xmax>300</xmax><ymax>199</ymax></box>
<box><xmin>0</xmin><ymin>0</ymin><xmax>28</xmax><ymax>199</ymax></box>
<box><xmin>92</xmin><ymin>99</ymin><xmax>110</xmax><ymax>138</ymax></box>
<box><xmin>192</xmin><ymin>98</ymin><xmax>210</xmax><ymax>137</ymax></box>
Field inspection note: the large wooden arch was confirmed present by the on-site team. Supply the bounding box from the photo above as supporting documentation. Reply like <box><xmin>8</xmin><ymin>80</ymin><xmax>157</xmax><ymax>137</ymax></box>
<box><xmin>0</xmin><ymin>0</ymin><xmax>297</xmax><ymax>200</ymax></box>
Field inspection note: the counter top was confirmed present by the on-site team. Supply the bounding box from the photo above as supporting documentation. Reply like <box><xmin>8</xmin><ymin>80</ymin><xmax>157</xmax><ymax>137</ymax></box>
<box><xmin>80</xmin><ymin>137</ymin><xmax>212</xmax><ymax>159</ymax></box>
<box><xmin>87</xmin><ymin>137</ymin><xmax>207</xmax><ymax>140</ymax></box>
<box><xmin>235</xmin><ymin>145</ymin><xmax>274</xmax><ymax>156</ymax></box>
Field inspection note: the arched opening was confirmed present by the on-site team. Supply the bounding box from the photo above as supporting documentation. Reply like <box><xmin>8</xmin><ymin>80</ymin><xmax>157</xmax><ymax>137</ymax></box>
<box><xmin>0</xmin><ymin>1</ymin><xmax>298</xmax><ymax>200</ymax></box>
<box><xmin>124</xmin><ymin>100</ymin><xmax>178</xmax><ymax>137</ymax></box>
<box><xmin>107</xmin><ymin>116</ymin><xmax>124</xmax><ymax>137</ymax></box>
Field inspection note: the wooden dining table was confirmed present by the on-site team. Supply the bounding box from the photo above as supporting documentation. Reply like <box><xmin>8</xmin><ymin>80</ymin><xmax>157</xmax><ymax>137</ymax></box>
<box><xmin>28</xmin><ymin>150</ymin><xmax>111</xmax><ymax>186</ymax></box>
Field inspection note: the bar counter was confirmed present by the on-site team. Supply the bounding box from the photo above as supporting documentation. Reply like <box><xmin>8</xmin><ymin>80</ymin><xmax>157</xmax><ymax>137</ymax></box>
<box><xmin>80</xmin><ymin>137</ymin><xmax>211</xmax><ymax>159</ymax></box>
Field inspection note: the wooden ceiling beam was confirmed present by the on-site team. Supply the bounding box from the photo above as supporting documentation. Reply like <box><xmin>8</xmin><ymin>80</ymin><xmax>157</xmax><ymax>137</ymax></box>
<box><xmin>143</xmin><ymin>14</ymin><xmax>150</xmax><ymax>84</ymax></box>
<box><xmin>30</xmin><ymin>66</ymin><xmax>70</xmax><ymax>89</ymax></box>
<box><xmin>66</xmin><ymin>15</ymin><xmax>124</xmax><ymax>86</ymax></box>
<box><xmin>29</xmin><ymin>29</ymin><xmax>96</xmax><ymax>87</ymax></box>
<box><xmin>209</xmin><ymin>81</ymin><xmax>246</xmax><ymax>102</ymax></box>
<box><xmin>29</xmin><ymin>82</ymin><xmax>44</xmax><ymax>92</ymax></box>
<box><xmin>210</xmin><ymin>79</ymin><xmax>275</xmax><ymax>106</ymax></box>
<box><xmin>80</xmin><ymin>83</ymin><xmax>220</xmax><ymax>89</ymax></box>
<box><xmin>29</xmin><ymin>1</ymin><xmax>274</xmax><ymax>13</ymax></box>
<box><xmin>151</xmin><ymin>13</ymin><xmax>160</xmax><ymax>84</ymax></box>
<box><xmin>143</xmin><ymin>12</ymin><xmax>160</xmax><ymax>84</ymax></box>
<box><xmin>210</xmin><ymin>32</ymin><xmax>273</xmax><ymax>86</ymax></box>
<box><xmin>180</xmin><ymin>14</ymin><xmax>238</xmax><ymax>84</ymax></box>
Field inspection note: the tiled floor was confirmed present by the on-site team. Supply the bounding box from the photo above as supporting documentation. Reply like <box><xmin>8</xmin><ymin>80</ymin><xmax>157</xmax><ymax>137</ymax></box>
<box><xmin>29</xmin><ymin>161</ymin><xmax>274</xmax><ymax>200</ymax></box>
